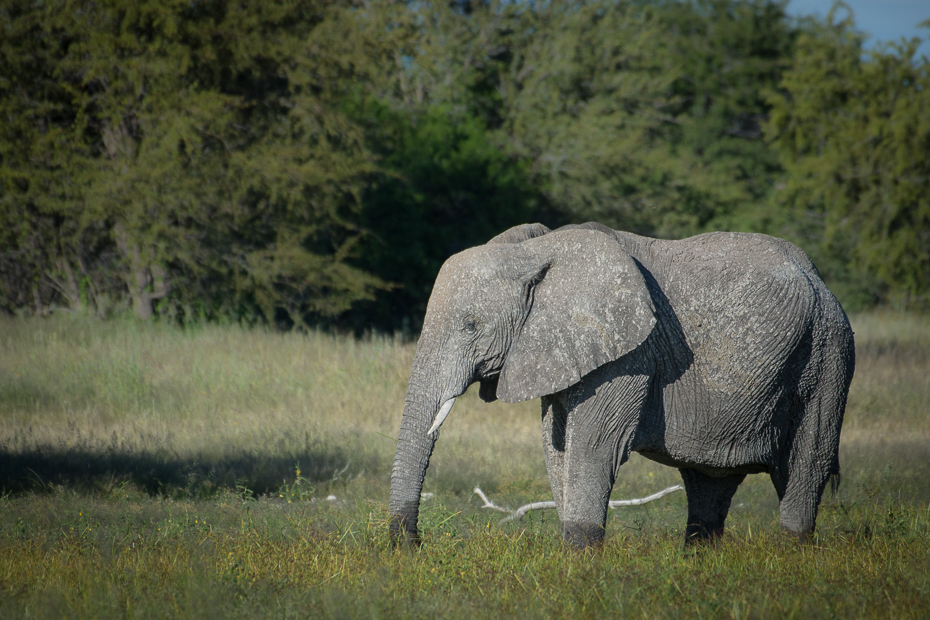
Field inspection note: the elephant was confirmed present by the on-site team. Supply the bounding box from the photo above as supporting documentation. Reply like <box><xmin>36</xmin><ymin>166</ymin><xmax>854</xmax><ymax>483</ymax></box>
<box><xmin>389</xmin><ymin>222</ymin><xmax>855</xmax><ymax>548</ymax></box>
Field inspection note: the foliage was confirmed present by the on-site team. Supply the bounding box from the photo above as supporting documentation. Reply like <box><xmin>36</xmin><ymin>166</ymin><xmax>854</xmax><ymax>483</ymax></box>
<box><xmin>1</xmin><ymin>0</ymin><xmax>929</xmax><ymax>323</ymax></box>
<box><xmin>492</xmin><ymin>0</ymin><xmax>683</xmax><ymax>234</ymax></box>
<box><xmin>342</xmin><ymin>0</ymin><xmax>809</xmax><ymax>329</ymax></box>
<box><xmin>0</xmin><ymin>0</ymin><xmax>390</xmax><ymax>324</ymax></box>
<box><xmin>766</xmin><ymin>6</ymin><xmax>930</xmax><ymax>310</ymax></box>
<box><xmin>651</xmin><ymin>0</ymin><xmax>797</xmax><ymax>235</ymax></box>
<box><xmin>346</xmin><ymin>98</ymin><xmax>545</xmax><ymax>332</ymax></box>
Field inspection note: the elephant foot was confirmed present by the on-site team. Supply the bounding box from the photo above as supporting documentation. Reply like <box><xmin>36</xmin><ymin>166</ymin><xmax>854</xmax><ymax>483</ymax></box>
<box><xmin>781</xmin><ymin>524</ymin><xmax>814</xmax><ymax>544</ymax></box>
<box><xmin>683</xmin><ymin>523</ymin><xmax>725</xmax><ymax>547</ymax></box>
<box><xmin>561</xmin><ymin>521</ymin><xmax>605</xmax><ymax>549</ymax></box>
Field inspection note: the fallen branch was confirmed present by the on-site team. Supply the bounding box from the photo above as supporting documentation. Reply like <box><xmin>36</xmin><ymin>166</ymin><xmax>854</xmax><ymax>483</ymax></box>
<box><xmin>474</xmin><ymin>485</ymin><xmax>683</xmax><ymax>524</ymax></box>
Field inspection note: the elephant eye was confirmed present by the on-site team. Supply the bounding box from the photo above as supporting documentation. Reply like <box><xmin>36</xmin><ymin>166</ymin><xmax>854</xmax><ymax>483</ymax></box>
<box><xmin>463</xmin><ymin>317</ymin><xmax>478</xmax><ymax>334</ymax></box>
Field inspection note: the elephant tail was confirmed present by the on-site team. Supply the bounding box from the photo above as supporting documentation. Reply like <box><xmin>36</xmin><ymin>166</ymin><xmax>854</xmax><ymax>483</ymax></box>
<box><xmin>828</xmin><ymin>468</ymin><xmax>842</xmax><ymax>495</ymax></box>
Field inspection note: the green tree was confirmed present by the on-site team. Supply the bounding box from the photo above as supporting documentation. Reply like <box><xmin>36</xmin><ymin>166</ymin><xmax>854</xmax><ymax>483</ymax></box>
<box><xmin>397</xmin><ymin>0</ymin><xmax>801</xmax><ymax>239</ymax></box>
<box><xmin>0</xmin><ymin>0</ymin><xmax>393</xmax><ymax>323</ymax></box>
<box><xmin>342</xmin><ymin>0</ymin><xmax>808</xmax><ymax>329</ymax></box>
<box><xmin>492</xmin><ymin>0</ymin><xmax>678</xmax><ymax>234</ymax></box>
<box><xmin>766</xmin><ymin>6</ymin><xmax>930</xmax><ymax>309</ymax></box>
<box><xmin>0</xmin><ymin>0</ymin><xmax>92</xmax><ymax>314</ymax></box>
<box><xmin>346</xmin><ymin>98</ymin><xmax>543</xmax><ymax>332</ymax></box>
<box><xmin>9</xmin><ymin>0</ymin><xmax>920</xmax><ymax>325</ymax></box>
<box><xmin>651</xmin><ymin>0</ymin><xmax>797</xmax><ymax>236</ymax></box>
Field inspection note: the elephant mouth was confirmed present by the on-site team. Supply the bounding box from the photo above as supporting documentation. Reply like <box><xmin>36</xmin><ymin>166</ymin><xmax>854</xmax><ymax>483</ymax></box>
<box><xmin>479</xmin><ymin>374</ymin><xmax>500</xmax><ymax>403</ymax></box>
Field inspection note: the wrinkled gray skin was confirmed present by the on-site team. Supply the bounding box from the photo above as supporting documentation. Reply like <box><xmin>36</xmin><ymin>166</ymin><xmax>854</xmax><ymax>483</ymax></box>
<box><xmin>389</xmin><ymin>223</ymin><xmax>855</xmax><ymax>548</ymax></box>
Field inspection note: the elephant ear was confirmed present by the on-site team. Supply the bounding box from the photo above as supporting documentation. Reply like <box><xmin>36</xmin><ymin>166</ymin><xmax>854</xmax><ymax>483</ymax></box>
<box><xmin>497</xmin><ymin>229</ymin><xmax>656</xmax><ymax>403</ymax></box>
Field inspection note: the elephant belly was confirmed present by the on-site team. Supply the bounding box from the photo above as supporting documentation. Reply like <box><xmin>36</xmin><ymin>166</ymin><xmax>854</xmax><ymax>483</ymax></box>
<box><xmin>636</xmin><ymin>449</ymin><xmax>771</xmax><ymax>477</ymax></box>
<box><xmin>633</xmin><ymin>375</ymin><xmax>793</xmax><ymax>475</ymax></box>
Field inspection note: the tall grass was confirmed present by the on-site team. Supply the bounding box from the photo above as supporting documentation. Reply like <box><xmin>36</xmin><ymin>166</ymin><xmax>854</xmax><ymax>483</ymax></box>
<box><xmin>0</xmin><ymin>314</ymin><xmax>550</xmax><ymax>499</ymax></box>
<box><xmin>1</xmin><ymin>313</ymin><xmax>928</xmax><ymax>618</ymax></box>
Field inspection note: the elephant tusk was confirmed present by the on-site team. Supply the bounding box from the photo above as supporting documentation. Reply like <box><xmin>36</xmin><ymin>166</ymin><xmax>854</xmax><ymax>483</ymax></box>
<box><xmin>427</xmin><ymin>398</ymin><xmax>456</xmax><ymax>435</ymax></box>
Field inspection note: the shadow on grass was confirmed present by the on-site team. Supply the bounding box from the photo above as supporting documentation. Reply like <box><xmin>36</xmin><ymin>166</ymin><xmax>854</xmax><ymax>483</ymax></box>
<box><xmin>0</xmin><ymin>443</ymin><xmax>381</xmax><ymax>499</ymax></box>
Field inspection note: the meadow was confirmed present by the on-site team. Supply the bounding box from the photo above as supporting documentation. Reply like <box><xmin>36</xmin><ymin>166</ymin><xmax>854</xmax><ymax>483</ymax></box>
<box><xmin>0</xmin><ymin>313</ymin><xmax>928</xmax><ymax>618</ymax></box>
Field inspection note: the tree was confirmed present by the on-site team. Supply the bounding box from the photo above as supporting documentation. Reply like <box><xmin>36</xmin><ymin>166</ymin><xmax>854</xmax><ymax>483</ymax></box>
<box><xmin>766</xmin><ymin>6</ymin><xmax>930</xmax><ymax>309</ymax></box>
<box><xmin>5</xmin><ymin>0</ymin><xmax>921</xmax><ymax>324</ymax></box>
<box><xmin>0</xmin><ymin>0</ymin><xmax>94</xmax><ymax>314</ymax></box>
<box><xmin>347</xmin><ymin>98</ymin><xmax>543</xmax><ymax>332</ymax></box>
<box><xmin>650</xmin><ymin>0</ymin><xmax>797</xmax><ymax>236</ymax></box>
<box><xmin>492</xmin><ymin>0</ymin><xmax>679</xmax><ymax>235</ymax></box>
<box><xmin>397</xmin><ymin>0</ymin><xmax>800</xmax><ymax>239</ymax></box>
<box><xmin>0</xmin><ymin>0</ymin><xmax>393</xmax><ymax>323</ymax></box>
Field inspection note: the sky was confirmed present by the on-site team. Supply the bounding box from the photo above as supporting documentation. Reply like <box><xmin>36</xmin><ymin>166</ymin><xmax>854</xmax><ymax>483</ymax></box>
<box><xmin>786</xmin><ymin>0</ymin><xmax>929</xmax><ymax>56</ymax></box>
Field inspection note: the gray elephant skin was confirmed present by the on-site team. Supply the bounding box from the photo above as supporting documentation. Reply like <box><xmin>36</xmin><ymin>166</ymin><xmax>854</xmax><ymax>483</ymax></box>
<box><xmin>389</xmin><ymin>222</ymin><xmax>855</xmax><ymax>548</ymax></box>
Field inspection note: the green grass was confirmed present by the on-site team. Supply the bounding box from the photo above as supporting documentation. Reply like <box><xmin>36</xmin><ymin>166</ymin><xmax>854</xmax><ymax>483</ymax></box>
<box><xmin>1</xmin><ymin>313</ymin><xmax>929</xmax><ymax>618</ymax></box>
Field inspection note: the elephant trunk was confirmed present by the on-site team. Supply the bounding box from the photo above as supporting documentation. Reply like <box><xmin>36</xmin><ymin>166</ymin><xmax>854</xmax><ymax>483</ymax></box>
<box><xmin>389</xmin><ymin>352</ymin><xmax>455</xmax><ymax>544</ymax></box>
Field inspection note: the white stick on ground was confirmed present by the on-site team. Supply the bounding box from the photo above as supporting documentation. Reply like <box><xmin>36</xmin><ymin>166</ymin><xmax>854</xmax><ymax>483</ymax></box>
<box><xmin>473</xmin><ymin>485</ymin><xmax>684</xmax><ymax>524</ymax></box>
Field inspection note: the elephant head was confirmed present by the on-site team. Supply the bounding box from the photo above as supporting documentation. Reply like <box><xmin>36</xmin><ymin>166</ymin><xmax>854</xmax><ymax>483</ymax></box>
<box><xmin>388</xmin><ymin>226</ymin><xmax>657</xmax><ymax>543</ymax></box>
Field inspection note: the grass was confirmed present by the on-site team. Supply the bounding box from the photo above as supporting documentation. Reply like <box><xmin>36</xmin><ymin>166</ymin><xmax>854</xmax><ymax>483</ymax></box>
<box><xmin>1</xmin><ymin>312</ymin><xmax>929</xmax><ymax>618</ymax></box>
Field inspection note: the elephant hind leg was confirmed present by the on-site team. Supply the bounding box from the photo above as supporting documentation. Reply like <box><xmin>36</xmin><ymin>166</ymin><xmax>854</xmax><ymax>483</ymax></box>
<box><xmin>770</xmin><ymin>457</ymin><xmax>836</xmax><ymax>541</ymax></box>
<box><xmin>773</xmin><ymin>316</ymin><xmax>853</xmax><ymax>540</ymax></box>
<box><xmin>773</xmin><ymin>363</ymin><xmax>850</xmax><ymax>540</ymax></box>
<box><xmin>679</xmin><ymin>469</ymin><xmax>746</xmax><ymax>545</ymax></box>
<box><xmin>770</xmin><ymin>416</ymin><xmax>842</xmax><ymax>540</ymax></box>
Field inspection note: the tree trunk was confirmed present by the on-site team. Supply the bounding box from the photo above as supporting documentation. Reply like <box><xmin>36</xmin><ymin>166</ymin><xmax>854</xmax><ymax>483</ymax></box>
<box><xmin>114</xmin><ymin>224</ymin><xmax>168</xmax><ymax>320</ymax></box>
<box><xmin>47</xmin><ymin>257</ymin><xmax>83</xmax><ymax>313</ymax></box>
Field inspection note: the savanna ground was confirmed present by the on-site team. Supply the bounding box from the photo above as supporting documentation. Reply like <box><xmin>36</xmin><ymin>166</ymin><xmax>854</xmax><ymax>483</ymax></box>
<box><xmin>0</xmin><ymin>313</ymin><xmax>928</xmax><ymax>618</ymax></box>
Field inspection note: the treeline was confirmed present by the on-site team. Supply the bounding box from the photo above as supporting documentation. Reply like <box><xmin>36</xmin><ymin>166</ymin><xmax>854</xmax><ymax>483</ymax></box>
<box><xmin>1</xmin><ymin>0</ymin><xmax>928</xmax><ymax>331</ymax></box>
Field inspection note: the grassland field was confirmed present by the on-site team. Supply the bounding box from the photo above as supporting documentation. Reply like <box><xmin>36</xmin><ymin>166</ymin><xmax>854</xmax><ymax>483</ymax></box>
<box><xmin>0</xmin><ymin>313</ymin><xmax>928</xmax><ymax>618</ymax></box>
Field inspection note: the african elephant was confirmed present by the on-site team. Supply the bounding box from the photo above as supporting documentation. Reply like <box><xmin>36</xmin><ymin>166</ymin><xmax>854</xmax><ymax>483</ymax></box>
<box><xmin>389</xmin><ymin>222</ymin><xmax>855</xmax><ymax>548</ymax></box>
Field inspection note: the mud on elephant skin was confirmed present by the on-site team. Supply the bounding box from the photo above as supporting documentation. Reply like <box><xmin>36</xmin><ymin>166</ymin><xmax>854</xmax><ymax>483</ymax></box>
<box><xmin>389</xmin><ymin>222</ymin><xmax>855</xmax><ymax>548</ymax></box>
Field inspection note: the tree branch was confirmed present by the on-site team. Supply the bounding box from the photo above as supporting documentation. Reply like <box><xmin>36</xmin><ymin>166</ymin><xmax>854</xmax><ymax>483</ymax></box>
<box><xmin>474</xmin><ymin>485</ymin><xmax>683</xmax><ymax>524</ymax></box>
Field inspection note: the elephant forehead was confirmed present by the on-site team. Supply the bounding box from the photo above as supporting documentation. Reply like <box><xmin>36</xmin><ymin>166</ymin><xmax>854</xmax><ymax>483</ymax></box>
<box><xmin>431</xmin><ymin>247</ymin><xmax>513</xmax><ymax>302</ymax></box>
<box><xmin>445</xmin><ymin>245</ymin><xmax>510</xmax><ymax>276</ymax></box>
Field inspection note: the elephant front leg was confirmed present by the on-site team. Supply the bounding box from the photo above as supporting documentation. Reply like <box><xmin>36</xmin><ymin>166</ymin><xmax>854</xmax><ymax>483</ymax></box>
<box><xmin>558</xmin><ymin>418</ymin><xmax>624</xmax><ymax>548</ymax></box>
<box><xmin>554</xmin><ymin>371</ymin><xmax>650</xmax><ymax>549</ymax></box>
<box><xmin>541</xmin><ymin>396</ymin><xmax>568</xmax><ymax>521</ymax></box>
